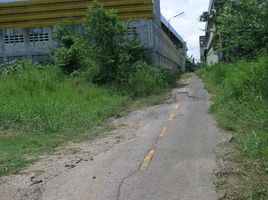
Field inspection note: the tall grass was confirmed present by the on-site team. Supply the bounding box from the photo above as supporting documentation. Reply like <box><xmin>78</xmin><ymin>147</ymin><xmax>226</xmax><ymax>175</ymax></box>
<box><xmin>0</xmin><ymin>61</ymin><xmax>129</xmax><ymax>177</ymax></box>
<box><xmin>196</xmin><ymin>54</ymin><xmax>268</xmax><ymax>199</ymax></box>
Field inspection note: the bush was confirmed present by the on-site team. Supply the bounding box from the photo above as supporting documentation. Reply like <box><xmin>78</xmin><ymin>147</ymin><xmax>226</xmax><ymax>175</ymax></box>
<box><xmin>128</xmin><ymin>61</ymin><xmax>166</xmax><ymax>97</ymax></box>
<box><xmin>52</xmin><ymin>1</ymin><xmax>172</xmax><ymax>98</ymax></box>
<box><xmin>53</xmin><ymin>2</ymin><xmax>147</xmax><ymax>85</ymax></box>
<box><xmin>52</xmin><ymin>37</ymin><xmax>87</xmax><ymax>74</ymax></box>
<box><xmin>197</xmin><ymin>55</ymin><xmax>268</xmax><ymax>158</ymax></box>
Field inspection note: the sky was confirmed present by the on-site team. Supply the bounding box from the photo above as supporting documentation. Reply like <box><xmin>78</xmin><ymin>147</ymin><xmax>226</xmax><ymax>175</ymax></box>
<box><xmin>0</xmin><ymin>0</ymin><xmax>210</xmax><ymax>60</ymax></box>
<box><xmin>161</xmin><ymin>0</ymin><xmax>210</xmax><ymax>61</ymax></box>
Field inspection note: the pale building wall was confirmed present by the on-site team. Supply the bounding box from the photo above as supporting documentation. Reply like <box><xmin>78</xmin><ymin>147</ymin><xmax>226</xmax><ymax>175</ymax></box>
<box><xmin>0</xmin><ymin>27</ymin><xmax>55</xmax><ymax>62</ymax></box>
<box><xmin>206</xmin><ymin>47</ymin><xmax>219</xmax><ymax>66</ymax></box>
<box><xmin>0</xmin><ymin>0</ymin><xmax>186</xmax><ymax>72</ymax></box>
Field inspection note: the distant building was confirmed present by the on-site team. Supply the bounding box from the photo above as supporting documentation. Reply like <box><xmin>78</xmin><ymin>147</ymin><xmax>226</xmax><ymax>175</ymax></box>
<box><xmin>0</xmin><ymin>0</ymin><xmax>187</xmax><ymax>72</ymax></box>
<box><xmin>199</xmin><ymin>0</ymin><xmax>220</xmax><ymax>65</ymax></box>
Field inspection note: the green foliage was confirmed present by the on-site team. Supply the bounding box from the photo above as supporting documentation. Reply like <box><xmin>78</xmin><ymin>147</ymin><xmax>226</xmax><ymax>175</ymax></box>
<box><xmin>201</xmin><ymin>0</ymin><xmax>268</xmax><ymax>61</ymax></box>
<box><xmin>196</xmin><ymin>54</ymin><xmax>268</xmax><ymax>198</ymax></box>
<box><xmin>199</xmin><ymin>11</ymin><xmax>214</xmax><ymax>22</ymax></box>
<box><xmin>0</xmin><ymin>60</ymin><xmax>129</xmax><ymax>176</ymax></box>
<box><xmin>52</xmin><ymin>37</ymin><xmax>87</xmax><ymax>73</ymax></box>
<box><xmin>0</xmin><ymin>59</ymin><xmax>30</xmax><ymax>75</ymax></box>
<box><xmin>53</xmin><ymin>2</ymin><xmax>148</xmax><ymax>85</ymax></box>
<box><xmin>128</xmin><ymin>61</ymin><xmax>166</xmax><ymax>97</ymax></box>
<box><xmin>0</xmin><ymin>2</ymin><xmax>175</xmax><ymax>178</ymax></box>
<box><xmin>185</xmin><ymin>58</ymin><xmax>195</xmax><ymax>72</ymax></box>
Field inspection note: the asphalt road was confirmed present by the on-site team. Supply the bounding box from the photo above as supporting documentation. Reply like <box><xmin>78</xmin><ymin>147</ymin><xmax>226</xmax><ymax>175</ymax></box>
<box><xmin>39</xmin><ymin>74</ymin><xmax>226</xmax><ymax>200</ymax></box>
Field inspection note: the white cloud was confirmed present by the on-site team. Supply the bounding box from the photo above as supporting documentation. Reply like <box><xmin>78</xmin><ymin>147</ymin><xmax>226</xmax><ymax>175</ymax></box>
<box><xmin>160</xmin><ymin>0</ymin><xmax>210</xmax><ymax>61</ymax></box>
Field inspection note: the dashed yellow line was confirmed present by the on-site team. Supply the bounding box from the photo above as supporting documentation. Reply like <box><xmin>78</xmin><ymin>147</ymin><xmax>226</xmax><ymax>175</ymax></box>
<box><xmin>159</xmin><ymin>126</ymin><xmax>168</xmax><ymax>138</ymax></box>
<box><xmin>175</xmin><ymin>104</ymin><xmax>180</xmax><ymax>110</ymax></box>
<box><xmin>168</xmin><ymin>113</ymin><xmax>176</xmax><ymax>121</ymax></box>
<box><xmin>140</xmin><ymin>149</ymin><xmax>155</xmax><ymax>171</ymax></box>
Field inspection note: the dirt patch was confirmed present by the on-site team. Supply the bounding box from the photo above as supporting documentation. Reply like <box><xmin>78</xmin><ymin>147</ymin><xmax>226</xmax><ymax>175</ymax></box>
<box><xmin>213</xmin><ymin>138</ymin><xmax>268</xmax><ymax>200</ymax></box>
<box><xmin>213</xmin><ymin>139</ymin><xmax>240</xmax><ymax>200</ymax></box>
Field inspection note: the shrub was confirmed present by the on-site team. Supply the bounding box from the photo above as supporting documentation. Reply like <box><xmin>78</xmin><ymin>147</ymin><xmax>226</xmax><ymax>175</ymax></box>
<box><xmin>53</xmin><ymin>2</ymin><xmax>149</xmax><ymax>87</ymax></box>
<box><xmin>52</xmin><ymin>1</ymin><xmax>174</xmax><ymax>99</ymax></box>
<box><xmin>128</xmin><ymin>61</ymin><xmax>166</xmax><ymax>97</ymax></box>
<box><xmin>83</xmin><ymin>2</ymin><xmax>147</xmax><ymax>84</ymax></box>
<box><xmin>0</xmin><ymin>59</ymin><xmax>31</xmax><ymax>75</ymax></box>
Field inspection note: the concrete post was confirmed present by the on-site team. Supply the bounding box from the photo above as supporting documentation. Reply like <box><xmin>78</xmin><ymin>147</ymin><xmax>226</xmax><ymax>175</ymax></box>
<box><xmin>0</xmin><ymin>30</ymin><xmax>7</xmax><ymax>62</ymax></box>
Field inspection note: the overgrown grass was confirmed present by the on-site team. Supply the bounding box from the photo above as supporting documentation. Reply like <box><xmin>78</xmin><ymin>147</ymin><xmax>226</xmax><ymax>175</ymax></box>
<box><xmin>0</xmin><ymin>61</ymin><xmax>132</xmax><ymax>177</ymax></box>
<box><xmin>0</xmin><ymin>60</ymin><xmax>174</xmax><ymax>178</ymax></box>
<box><xmin>196</xmin><ymin>54</ymin><xmax>268</xmax><ymax>199</ymax></box>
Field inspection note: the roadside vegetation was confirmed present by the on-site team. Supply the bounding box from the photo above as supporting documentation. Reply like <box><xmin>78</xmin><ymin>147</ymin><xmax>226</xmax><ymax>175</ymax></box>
<box><xmin>199</xmin><ymin>0</ymin><xmax>268</xmax><ymax>199</ymax></box>
<box><xmin>200</xmin><ymin>0</ymin><xmax>268</xmax><ymax>62</ymax></box>
<box><xmin>0</xmin><ymin>2</ymin><xmax>177</xmax><ymax>177</ymax></box>
<box><xmin>197</xmin><ymin>55</ymin><xmax>268</xmax><ymax>199</ymax></box>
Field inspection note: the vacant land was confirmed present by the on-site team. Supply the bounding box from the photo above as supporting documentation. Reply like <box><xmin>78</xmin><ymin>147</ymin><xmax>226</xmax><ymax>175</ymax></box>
<box><xmin>0</xmin><ymin>61</ymin><xmax>170</xmax><ymax>178</ymax></box>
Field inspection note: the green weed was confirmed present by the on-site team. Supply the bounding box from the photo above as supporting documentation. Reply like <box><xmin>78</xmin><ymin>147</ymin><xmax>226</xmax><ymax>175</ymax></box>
<box><xmin>196</xmin><ymin>54</ymin><xmax>268</xmax><ymax>199</ymax></box>
<box><xmin>0</xmin><ymin>62</ymin><xmax>129</xmax><ymax>177</ymax></box>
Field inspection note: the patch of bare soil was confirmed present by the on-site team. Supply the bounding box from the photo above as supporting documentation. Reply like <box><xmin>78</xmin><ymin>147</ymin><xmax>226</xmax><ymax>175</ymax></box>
<box><xmin>213</xmin><ymin>138</ymin><xmax>268</xmax><ymax>200</ymax></box>
<box><xmin>0</xmin><ymin>101</ymin><xmax>171</xmax><ymax>200</ymax></box>
<box><xmin>213</xmin><ymin>138</ymin><xmax>241</xmax><ymax>200</ymax></box>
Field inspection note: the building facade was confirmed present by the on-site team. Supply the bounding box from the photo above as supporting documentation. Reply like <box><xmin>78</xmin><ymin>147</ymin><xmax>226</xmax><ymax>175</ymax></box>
<box><xmin>199</xmin><ymin>0</ymin><xmax>220</xmax><ymax>65</ymax></box>
<box><xmin>0</xmin><ymin>0</ymin><xmax>187</xmax><ymax>72</ymax></box>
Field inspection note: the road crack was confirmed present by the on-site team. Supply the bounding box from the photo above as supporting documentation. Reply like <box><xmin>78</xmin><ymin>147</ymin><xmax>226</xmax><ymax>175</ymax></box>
<box><xmin>116</xmin><ymin>126</ymin><xmax>163</xmax><ymax>200</ymax></box>
<box><xmin>116</xmin><ymin>168</ymin><xmax>140</xmax><ymax>200</ymax></box>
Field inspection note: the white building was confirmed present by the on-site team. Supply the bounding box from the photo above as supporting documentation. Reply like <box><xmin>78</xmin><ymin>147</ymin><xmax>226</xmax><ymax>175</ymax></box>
<box><xmin>199</xmin><ymin>0</ymin><xmax>220</xmax><ymax>65</ymax></box>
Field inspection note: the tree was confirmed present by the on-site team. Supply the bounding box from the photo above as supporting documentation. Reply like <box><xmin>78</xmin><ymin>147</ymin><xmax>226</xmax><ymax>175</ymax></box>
<box><xmin>53</xmin><ymin>1</ymin><xmax>146</xmax><ymax>84</ymax></box>
<box><xmin>201</xmin><ymin>0</ymin><xmax>268</xmax><ymax>61</ymax></box>
<box><xmin>83</xmin><ymin>1</ymin><xmax>146</xmax><ymax>84</ymax></box>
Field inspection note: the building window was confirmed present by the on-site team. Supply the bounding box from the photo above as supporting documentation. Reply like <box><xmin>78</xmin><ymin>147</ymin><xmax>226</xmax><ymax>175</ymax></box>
<box><xmin>4</xmin><ymin>35</ymin><xmax>24</xmax><ymax>44</ymax></box>
<box><xmin>127</xmin><ymin>27</ymin><xmax>137</xmax><ymax>36</ymax></box>
<box><xmin>29</xmin><ymin>33</ymin><xmax>49</xmax><ymax>43</ymax></box>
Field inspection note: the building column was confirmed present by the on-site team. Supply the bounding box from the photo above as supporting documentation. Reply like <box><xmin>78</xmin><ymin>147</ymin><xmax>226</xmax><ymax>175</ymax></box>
<box><xmin>0</xmin><ymin>30</ymin><xmax>7</xmax><ymax>62</ymax></box>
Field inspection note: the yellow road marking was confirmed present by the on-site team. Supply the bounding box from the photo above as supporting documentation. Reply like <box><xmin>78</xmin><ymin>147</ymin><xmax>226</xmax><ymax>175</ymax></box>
<box><xmin>159</xmin><ymin>126</ymin><xmax>168</xmax><ymax>138</ymax></box>
<box><xmin>140</xmin><ymin>150</ymin><xmax>155</xmax><ymax>171</ymax></box>
<box><xmin>175</xmin><ymin>104</ymin><xmax>180</xmax><ymax>110</ymax></box>
<box><xmin>168</xmin><ymin>113</ymin><xmax>176</xmax><ymax>121</ymax></box>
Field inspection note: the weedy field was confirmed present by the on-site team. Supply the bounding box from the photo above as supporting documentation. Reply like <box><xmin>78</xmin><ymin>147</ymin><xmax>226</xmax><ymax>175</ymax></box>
<box><xmin>196</xmin><ymin>54</ymin><xmax>268</xmax><ymax>199</ymax></box>
<box><xmin>0</xmin><ymin>60</ymin><xmax>171</xmax><ymax>177</ymax></box>
<box><xmin>0</xmin><ymin>61</ymin><xmax>129</xmax><ymax>177</ymax></box>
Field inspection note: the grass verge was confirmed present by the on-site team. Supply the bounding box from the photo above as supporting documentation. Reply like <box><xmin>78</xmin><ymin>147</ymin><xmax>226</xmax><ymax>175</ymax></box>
<box><xmin>196</xmin><ymin>54</ymin><xmax>268</xmax><ymax>199</ymax></box>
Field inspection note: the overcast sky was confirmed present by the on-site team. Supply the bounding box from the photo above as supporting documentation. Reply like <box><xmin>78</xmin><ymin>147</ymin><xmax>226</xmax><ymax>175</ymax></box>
<box><xmin>0</xmin><ymin>0</ymin><xmax>210</xmax><ymax>60</ymax></box>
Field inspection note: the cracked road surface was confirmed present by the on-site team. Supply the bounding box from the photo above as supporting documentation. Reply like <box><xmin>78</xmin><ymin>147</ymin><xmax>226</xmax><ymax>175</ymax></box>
<box><xmin>0</xmin><ymin>75</ymin><xmax>227</xmax><ymax>200</ymax></box>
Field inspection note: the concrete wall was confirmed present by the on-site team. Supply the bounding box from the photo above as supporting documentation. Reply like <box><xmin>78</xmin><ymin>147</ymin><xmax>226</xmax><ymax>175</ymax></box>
<box><xmin>0</xmin><ymin>27</ymin><xmax>54</xmax><ymax>62</ymax></box>
<box><xmin>0</xmin><ymin>18</ymin><xmax>186</xmax><ymax>72</ymax></box>
<box><xmin>154</xmin><ymin>23</ymin><xmax>185</xmax><ymax>72</ymax></box>
<box><xmin>123</xmin><ymin>19</ymin><xmax>186</xmax><ymax>72</ymax></box>
<box><xmin>206</xmin><ymin>47</ymin><xmax>219</xmax><ymax>65</ymax></box>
